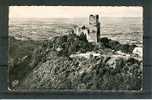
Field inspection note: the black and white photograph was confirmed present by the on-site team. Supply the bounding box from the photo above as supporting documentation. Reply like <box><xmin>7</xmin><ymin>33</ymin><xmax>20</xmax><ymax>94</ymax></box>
<box><xmin>8</xmin><ymin>6</ymin><xmax>143</xmax><ymax>91</ymax></box>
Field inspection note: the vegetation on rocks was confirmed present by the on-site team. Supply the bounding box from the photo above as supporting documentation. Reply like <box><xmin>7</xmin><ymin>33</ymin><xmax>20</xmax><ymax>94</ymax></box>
<box><xmin>9</xmin><ymin>33</ymin><xmax>143</xmax><ymax>90</ymax></box>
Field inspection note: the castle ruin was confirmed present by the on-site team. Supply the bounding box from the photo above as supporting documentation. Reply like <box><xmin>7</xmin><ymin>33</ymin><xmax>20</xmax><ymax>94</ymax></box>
<box><xmin>74</xmin><ymin>14</ymin><xmax>100</xmax><ymax>43</ymax></box>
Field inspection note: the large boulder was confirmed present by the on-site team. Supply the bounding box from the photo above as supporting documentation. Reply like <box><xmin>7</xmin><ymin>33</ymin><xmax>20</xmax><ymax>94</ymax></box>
<box><xmin>105</xmin><ymin>56</ymin><xmax>124</xmax><ymax>69</ymax></box>
<box><xmin>133</xmin><ymin>47</ymin><xmax>143</xmax><ymax>57</ymax></box>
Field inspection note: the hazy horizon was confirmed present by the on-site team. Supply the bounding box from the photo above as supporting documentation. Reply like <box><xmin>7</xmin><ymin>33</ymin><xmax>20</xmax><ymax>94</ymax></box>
<box><xmin>9</xmin><ymin>6</ymin><xmax>143</xmax><ymax>18</ymax></box>
<box><xmin>10</xmin><ymin>16</ymin><xmax>143</xmax><ymax>19</ymax></box>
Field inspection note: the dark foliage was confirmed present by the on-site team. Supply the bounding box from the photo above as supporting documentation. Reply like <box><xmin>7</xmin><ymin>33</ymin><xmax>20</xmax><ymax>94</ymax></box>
<box><xmin>9</xmin><ymin>34</ymin><xmax>142</xmax><ymax>90</ymax></box>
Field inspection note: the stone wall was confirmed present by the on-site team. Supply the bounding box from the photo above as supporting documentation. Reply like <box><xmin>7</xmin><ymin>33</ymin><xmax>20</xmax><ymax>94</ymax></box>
<box><xmin>88</xmin><ymin>14</ymin><xmax>100</xmax><ymax>43</ymax></box>
<box><xmin>73</xmin><ymin>14</ymin><xmax>100</xmax><ymax>43</ymax></box>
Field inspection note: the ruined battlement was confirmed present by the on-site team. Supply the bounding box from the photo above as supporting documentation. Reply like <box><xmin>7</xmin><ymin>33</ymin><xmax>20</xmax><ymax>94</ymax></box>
<box><xmin>89</xmin><ymin>14</ymin><xmax>99</xmax><ymax>26</ymax></box>
<box><xmin>73</xmin><ymin>14</ymin><xmax>100</xmax><ymax>43</ymax></box>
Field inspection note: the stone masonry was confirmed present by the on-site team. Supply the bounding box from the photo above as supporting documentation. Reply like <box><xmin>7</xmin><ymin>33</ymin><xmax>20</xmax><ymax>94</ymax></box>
<box><xmin>73</xmin><ymin>14</ymin><xmax>100</xmax><ymax>43</ymax></box>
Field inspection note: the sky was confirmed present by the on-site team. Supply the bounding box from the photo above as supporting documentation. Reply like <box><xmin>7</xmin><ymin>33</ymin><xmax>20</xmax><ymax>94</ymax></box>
<box><xmin>9</xmin><ymin>6</ymin><xmax>143</xmax><ymax>18</ymax></box>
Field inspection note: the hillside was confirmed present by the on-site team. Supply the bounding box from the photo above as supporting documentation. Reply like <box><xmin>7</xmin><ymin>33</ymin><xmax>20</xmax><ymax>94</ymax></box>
<box><xmin>9</xmin><ymin>33</ymin><xmax>143</xmax><ymax>90</ymax></box>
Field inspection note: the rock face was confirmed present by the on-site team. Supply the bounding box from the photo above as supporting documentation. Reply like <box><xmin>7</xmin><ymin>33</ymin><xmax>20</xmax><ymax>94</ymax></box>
<box><xmin>98</xmin><ymin>37</ymin><xmax>136</xmax><ymax>53</ymax></box>
<box><xmin>14</xmin><ymin>34</ymin><xmax>143</xmax><ymax>90</ymax></box>
<box><xmin>133</xmin><ymin>47</ymin><xmax>143</xmax><ymax>57</ymax></box>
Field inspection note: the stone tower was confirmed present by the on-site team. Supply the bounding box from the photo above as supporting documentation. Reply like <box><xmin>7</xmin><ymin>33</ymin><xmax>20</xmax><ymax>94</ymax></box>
<box><xmin>87</xmin><ymin>14</ymin><xmax>100</xmax><ymax>43</ymax></box>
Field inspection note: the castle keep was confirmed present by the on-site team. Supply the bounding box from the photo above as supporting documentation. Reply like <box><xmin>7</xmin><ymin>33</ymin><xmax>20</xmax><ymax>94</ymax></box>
<box><xmin>74</xmin><ymin>14</ymin><xmax>100</xmax><ymax>43</ymax></box>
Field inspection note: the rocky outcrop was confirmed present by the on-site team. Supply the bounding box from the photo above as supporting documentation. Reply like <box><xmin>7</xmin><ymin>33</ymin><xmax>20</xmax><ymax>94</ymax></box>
<box><xmin>13</xmin><ymin>33</ymin><xmax>143</xmax><ymax>90</ymax></box>
<box><xmin>133</xmin><ymin>47</ymin><xmax>143</xmax><ymax>57</ymax></box>
<box><xmin>19</xmin><ymin>50</ymin><xmax>142</xmax><ymax>90</ymax></box>
<box><xmin>98</xmin><ymin>37</ymin><xmax>137</xmax><ymax>53</ymax></box>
